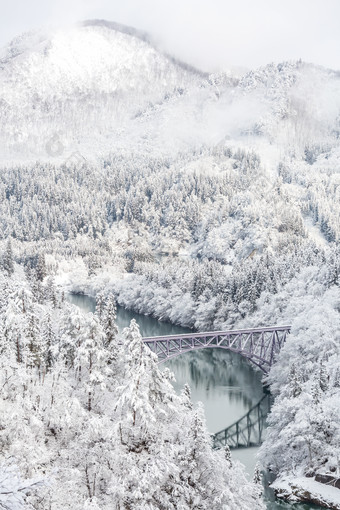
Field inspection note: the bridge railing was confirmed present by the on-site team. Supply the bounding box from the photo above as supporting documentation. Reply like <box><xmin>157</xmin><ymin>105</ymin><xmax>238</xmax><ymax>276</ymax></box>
<box><xmin>142</xmin><ymin>325</ymin><xmax>291</xmax><ymax>342</ymax></box>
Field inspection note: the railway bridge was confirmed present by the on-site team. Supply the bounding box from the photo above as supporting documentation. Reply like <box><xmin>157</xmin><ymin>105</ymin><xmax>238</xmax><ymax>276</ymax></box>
<box><xmin>143</xmin><ymin>325</ymin><xmax>291</xmax><ymax>374</ymax></box>
<box><xmin>142</xmin><ymin>325</ymin><xmax>291</xmax><ymax>449</ymax></box>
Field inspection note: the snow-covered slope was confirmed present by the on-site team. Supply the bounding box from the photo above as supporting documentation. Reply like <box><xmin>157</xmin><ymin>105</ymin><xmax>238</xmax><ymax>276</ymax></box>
<box><xmin>237</xmin><ymin>61</ymin><xmax>340</xmax><ymax>146</ymax></box>
<box><xmin>1</xmin><ymin>21</ymin><xmax>340</xmax><ymax>162</ymax></box>
<box><xmin>0</xmin><ymin>21</ymin><xmax>208</xmax><ymax>159</ymax></box>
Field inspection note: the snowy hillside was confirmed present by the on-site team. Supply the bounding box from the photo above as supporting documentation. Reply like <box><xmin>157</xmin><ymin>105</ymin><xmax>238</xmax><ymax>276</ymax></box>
<box><xmin>1</xmin><ymin>21</ymin><xmax>340</xmax><ymax>162</ymax></box>
<box><xmin>237</xmin><ymin>61</ymin><xmax>340</xmax><ymax>146</ymax></box>
<box><xmin>0</xmin><ymin>21</ymin><xmax>207</xmax><ymax>159</ymax></box>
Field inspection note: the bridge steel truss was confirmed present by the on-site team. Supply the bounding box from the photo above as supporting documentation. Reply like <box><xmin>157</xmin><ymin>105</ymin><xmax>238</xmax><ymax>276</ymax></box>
<box><xmin>212</xmin><ymin>394</ymin><xmax>271</xmax><ymax>449</ymax></box>
<box><xmin>143</xmin><ymin>325</ymin><xmax>291</xmax><ymax>373</ymax></box>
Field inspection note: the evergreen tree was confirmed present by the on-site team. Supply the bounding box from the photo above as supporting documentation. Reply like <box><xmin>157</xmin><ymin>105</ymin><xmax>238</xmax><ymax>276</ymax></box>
<box><xmin>102</xmin><ymin>293</ymin><xmax>119</xmax><ymax>364</ymax></box>
<box><xmin>181</xmin><ymin>383</ymin><xmax>193</xmax><ymax>410</ymax></box>
<box><xmin>41</xmin><ymin>312</ymin><xmax>55</xmax><ymax>371</ymax></box>
<box><xmin>2</xmin><ymin>238</ymin><xmax>14</xmax><ymax>276</ymax></box>
<box><xmin>333</xmin><ymin>367</ymin><xmax>340</xmax><ymax>388</ymax></box>
<box><xmin>112</xmin><ymin>320</ymin><xmax>179</xmax><ymax>508</ymax></box>
<box><xmin>288</xmin><ymin>363</ymin><xmax>302</xmax><ymax>398</ymax></box>
<box><xmin>45</xmin><ymin>276</ymin><xmax>57</xmax><ymax>308</ymax></box>
<box><xmin>225</xmin><ymin>444</ymin><xmax>232</xmax><ymax>467</ymax></box>
<box><xmin>36</xmin><ymin>254</ymin><xmax>47</xmax><ymax>282</ymax></box>
<box><xmin>95</xmin><ymin>291</ymin><xmax>106</xmax><ymax>321</ymax></box>
<box><xmin>312</xmin><ymin>379</ymin><xmax>321</xmax><ymax>405</ymax></box>
<box><xmin>319</xmin><ymin>360</ymin><xmax>329</xmax><ymax>392</ymax></box>
<box><xmin>253</xmin><ymin>463</ymin><xmax>263</xmax><ymax>498</ymax></box>
<box><xmin>26</xmin><ymin>309</ymin><xmax>42</xmax><ymax>370</ymax></box>
<box><xmin>253</xmin><ymin>462</ymin><xmax>262</xmax><ymax>486</ymax></box>
<box><xmin>73</xmin><ymin>314</ymin><xmax>109</xmax><ymax>412</ymax></box>
<box><xmin>117</xmin><ymin>319</ymin><xmax>174</xmax><ymax>435</ymax></box>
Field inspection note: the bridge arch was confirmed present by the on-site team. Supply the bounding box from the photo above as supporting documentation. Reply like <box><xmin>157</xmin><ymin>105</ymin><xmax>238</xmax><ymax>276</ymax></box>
<box><xmin>143</xmin><ymin>325</ymin><xmax>291</xmax><ymax>373</ymax></box>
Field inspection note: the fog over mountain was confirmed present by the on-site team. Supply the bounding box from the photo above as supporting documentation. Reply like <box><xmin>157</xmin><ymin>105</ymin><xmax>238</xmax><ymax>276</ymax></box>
<box><xmin>1</xmin><ymin>0</ymin><xmax>340</xmax><ymax>71</ymax></box>
<box><xmin>1</xmin><ymin>20</ymin><xmax>340</xmax><ymax>164</ymax></box>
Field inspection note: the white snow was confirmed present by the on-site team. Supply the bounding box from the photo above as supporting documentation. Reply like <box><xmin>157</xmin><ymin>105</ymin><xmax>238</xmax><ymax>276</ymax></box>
<box><xmin>272</xmin><ymin>476</ymin><xmax>340</xmax><ymax>509</ymax></box>
<box><xmin>303</xmin><ymin>216</ymin><xmax>329</xmax><ymax>248</ymax></box>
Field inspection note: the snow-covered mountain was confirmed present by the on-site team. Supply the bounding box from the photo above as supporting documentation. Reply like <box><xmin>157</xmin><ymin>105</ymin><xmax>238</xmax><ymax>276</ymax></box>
<box><xmin>1</xmin><ymin>20</ymin><xmax>340</xmax><ymax>162</ymax></box>
<box><xmin>0</xmin><ymin>21</ymin><xmax>208</xmax><ymax>160</ymax></box>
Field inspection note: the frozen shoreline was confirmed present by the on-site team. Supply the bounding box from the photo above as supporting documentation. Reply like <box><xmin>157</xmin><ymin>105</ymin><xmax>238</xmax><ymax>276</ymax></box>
<box><xmin>272</xmin><ymin>476</ymin><xmax>340</xmax><ymax>510</ymax></box>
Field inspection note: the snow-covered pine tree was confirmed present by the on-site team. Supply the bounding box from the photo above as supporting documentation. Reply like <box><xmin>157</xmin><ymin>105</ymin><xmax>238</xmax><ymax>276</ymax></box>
<box><xmin>95</xmin><ymin>291</ymin><xmax>106</xmax><ymax>321</ymax></box>
<box><xmin>36</xmin><ymin>254</ymin><xmax>47</xmax><ymax>282</ymax></box>
<box><xmin>180</xmin><ymin>383</ymin><xmax>193</xmax><ymax>410</ymax></box>
<box><xmin>225</xmin><ymin>444</ymin><xmax>232</xmax><ymax>467</ymax></box>
<box><xmin>2</xmin><ymin>239</ymin><xmax>14</xmax><ymax>276</ymax></box>
<box><xmin>253</xmin><ymin>462</ymin><xmax>263</xmax><ymax>491</ymax></box>
<box><xmin>45</xmin><ymin>276</ymin><xmax>58</xmax><ymax>308</ymax></box>
<box><xmin>41</xmin><ymin>311</ymin><xmax>56</xmax><ymax>372</ymax></box>
<box><xmin>319</xmin><ymin>359</ymin><xmax>329</xmax><ymax>392</ymax></box>
<box><xmin>101</xmin><ymin>293</ymin><xmax>119</xmax><ymax>355</ymax></box>
<box><xmin>111</xmin><ymin>320</ymin><xmax>181</xmax><ymax>508</ymax></box>
<box><xmin>288</xmin><ymin>362</ymin><xmax>302</xmax><ymax>398</ymax></box>
<box><xmin>26</xmin><ymin>308</ymin><xmax>42</xmax><ymax>371</ymax></box>
<box><xmin>73</xmin><ymin>313</ymin><xmax>110</xmax><ymax>412</ymax></box>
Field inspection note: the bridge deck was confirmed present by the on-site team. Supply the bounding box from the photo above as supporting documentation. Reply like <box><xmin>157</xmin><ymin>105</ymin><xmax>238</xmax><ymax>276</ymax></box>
<box><xmin>142</xmin><ymin>325</ymin><xmax>291</xmax><ymax>342</ymax></box>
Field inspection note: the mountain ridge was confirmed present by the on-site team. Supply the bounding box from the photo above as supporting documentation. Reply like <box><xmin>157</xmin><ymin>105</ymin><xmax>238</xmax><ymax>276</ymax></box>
<box><xmin>81</xmin><ymin>19</ymin><xmax>209</xmax><ymax>78</ymax></box>
<box><xmin>0</xmin><ymin>20</ymin><xmax>339</xmax><ymax>162</ymax></box>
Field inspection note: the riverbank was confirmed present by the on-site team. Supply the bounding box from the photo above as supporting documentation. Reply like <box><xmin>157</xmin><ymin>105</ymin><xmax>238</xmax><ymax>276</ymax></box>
<box><xmin>272</xmin><ymin>477</ymin><xmax>340</xmax><ymax>510</ymax></box>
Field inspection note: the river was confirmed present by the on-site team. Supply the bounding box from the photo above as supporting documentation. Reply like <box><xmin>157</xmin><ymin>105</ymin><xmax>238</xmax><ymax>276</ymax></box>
<box><xmin>66</xmin><ymin>293</ymin><xmax>323</xmax><ymax>510</ymax></box>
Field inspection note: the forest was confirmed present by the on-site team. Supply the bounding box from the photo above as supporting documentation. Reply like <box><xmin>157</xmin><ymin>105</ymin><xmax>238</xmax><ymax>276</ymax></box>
<box><xmin>0</xmin><ymin>139</ymin><xmax>339</xmax><ymax>507</ymax></box>
<box><xmin>0</xmin><ymin>265</ymin><xmax>264</xmax><ymax>509</ymax></box>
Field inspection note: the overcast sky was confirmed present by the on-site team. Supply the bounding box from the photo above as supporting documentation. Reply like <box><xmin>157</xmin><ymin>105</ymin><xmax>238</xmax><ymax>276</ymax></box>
<box><xmin>1</xmin><ymin>0</ymin><xmax>340</xmax><ymax>72</ymax></box>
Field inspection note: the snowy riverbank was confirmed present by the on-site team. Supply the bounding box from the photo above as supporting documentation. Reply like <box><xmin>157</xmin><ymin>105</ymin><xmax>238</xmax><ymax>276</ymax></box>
<box><xmin>272</xmin><ymin>477</ymin><xmax>340</xmax><ymax>510</ymax></box>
